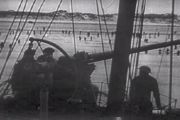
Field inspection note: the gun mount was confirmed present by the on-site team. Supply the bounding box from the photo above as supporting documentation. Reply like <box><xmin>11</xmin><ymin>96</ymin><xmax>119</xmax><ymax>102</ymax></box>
<box><xmin>2</xmin><ymin>38</ymin><xmax>180</xmax><ymax>111</ymax></box>
<box><xmin>86</xmin><ymin>40</ymin><xmax>180</xmax><ymax>63</ymax></box>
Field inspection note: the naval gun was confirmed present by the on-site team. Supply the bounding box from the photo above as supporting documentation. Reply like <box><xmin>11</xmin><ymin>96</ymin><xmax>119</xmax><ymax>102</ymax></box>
<box><xmin>3</xmin><ymin>38</ymin><xmax>180</xmax><ymax>111</ymax></box>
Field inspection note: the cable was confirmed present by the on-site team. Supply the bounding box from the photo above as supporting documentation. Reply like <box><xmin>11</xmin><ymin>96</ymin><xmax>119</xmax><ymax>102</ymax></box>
<box><xmin>41</xmin><ymin>0</ymin><xmax>63</xmax><ymax>39</ymax></box>
<box><xmin>106</xmin><ymin>0</ymin><xmax>116</xmax><ymax>9</ymax></box>
<box><xmin>70</xmin><ymin>0</ymin><xmax>77</xmax><ymax>53</ymax></box>
<box><xmin>10</xmin><ymin>0</ymin><xmax>29</xmax><ymax>48</ymax></box>
<box><xmin>96</xmin><ymin>0</ymin><xmax>109</xmax><ymax>84</ymax></box>
<box><xmin>156</xmin><ymin>23</ymin><xmax>171</xmax><ymax>79</ymax></box>
<box><xmin>0</xmin><ymin>0</ymin><xmax>37</xmax><ymax>80</ymax></box>
<box><xmin>134</xmin><ymin>0</ymin><xmax>146</xmax><ymax>76</ymax></box>
<box><xmin>99</xmin><ymin>0</ymin><xmax>113</xmax><ymax>51</ymax></box>
<box><xmin>8</xmin><ymin>0</ymin><xmax>46</xmax><ymax>80</ymax></box>
<box><xmin>0</xmin><ymin>0</ymin><xmax>24</xmax><ymax>54</ymax></box>
<box><xmin>127</xmin><ymin>0</ymin><xmax>141</xmax><ymax>99</ymax></box>
<box><xmin>129</xmin><ymin>0</ymin><xmax>141</xmax><ymax>79</ymax></box>
<box><xmin>34</xmin><ymin>0</ymin><xmax>63</xmax><ymax>52</ymax></box>
<box><xmin>0</xmin><ymin>0</ymin><xmax>29</xmax><ymax>80</ymax></box>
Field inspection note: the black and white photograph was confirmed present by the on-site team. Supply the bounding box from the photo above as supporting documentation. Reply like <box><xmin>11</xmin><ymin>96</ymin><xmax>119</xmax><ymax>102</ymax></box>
<box><xmin>0</xmin><ymin>0</ymin><xmax>180</xmax><ymax>119</ymax></box>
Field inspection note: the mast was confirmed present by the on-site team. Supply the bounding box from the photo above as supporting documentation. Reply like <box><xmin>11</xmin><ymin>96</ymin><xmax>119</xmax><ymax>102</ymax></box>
<box><xmin>107</xmin><ymin>0</ymin><xmax>137</xmax><ymax>111</ymax></box>
<box><xmin>169</xmin><ymin>0</ymin><xmax>175</xmax><ymax>111</ymax></box>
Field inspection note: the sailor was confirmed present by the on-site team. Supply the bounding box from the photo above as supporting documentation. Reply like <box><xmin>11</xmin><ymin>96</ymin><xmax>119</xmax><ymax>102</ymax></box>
<box><xmin>129</xmin><ymin>65</ymin><xmax>162</xmax><ymax>115</ymax></box>
<box><xmin>37</xmin><ymin>47</ymin><xmax>57</xmax><ymax>88</ymax></box>
<box><xmin>10</xmin><ymin>48</ymin><xmax>36</xmax><ymax>94</ymax></box>
<box><xmin>23</xmin><ymin>48</ymin><xmax>36</xmax><ymax>61</ymax></box>
<box><xmin>37</xmin><ymin>47</ymin><xmax>56</xmax><ymax>64</ymax></box>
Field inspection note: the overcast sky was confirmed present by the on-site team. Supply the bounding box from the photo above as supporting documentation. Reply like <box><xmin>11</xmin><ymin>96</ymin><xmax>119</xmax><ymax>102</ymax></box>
<box><xmin>0</xmin><ymin>0</ymin><xmax>180</xmax><ymax>14</ymax></box>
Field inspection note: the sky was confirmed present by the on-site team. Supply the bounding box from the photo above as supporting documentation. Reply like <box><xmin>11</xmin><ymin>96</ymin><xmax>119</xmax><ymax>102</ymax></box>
<box><xmin>0</xmin><ymin>0</ymin><xmax>180</xmax><ymax>14</ymax></box>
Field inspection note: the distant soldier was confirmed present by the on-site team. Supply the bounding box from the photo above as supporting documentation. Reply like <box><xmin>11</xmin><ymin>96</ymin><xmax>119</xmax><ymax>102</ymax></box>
<box><xmin>79</xmin><ymin>36</ymin><xmax>81</xmax><ymax>41</ymax></box>
<box><xmin>145</xmin><ymin>50</ymin><xmax>148</xmax><ymax>54</ymax></box>
<box><xmin>97</xmin><ymin>33</ymin><xmax>99</xmax><ymax>37</ymax></box>
<box><xmin>111</xmin><ymin>31</ymin><xmax>114</xmax><ymax>37</ymax></box>
<box><xmin>9</xmin><ymin>43</ymin><xmax>12</xmax><ymax>49</ymax></box>
<box><xmin>158</xmin><ymin>49</ymin><xmax>162</xmax><ymax>55</ymax></box>
<box><xmin>174</xmin><ymin>45</ymin><xmax>177</xmax><ymax>50</ymax></box>
<box><xmin>90</xmin><ymin>36</ymin><xmax>93</xmax><ymax>41</ymax></box>
<box><xmin>149</xmin><ymin>33</ymin><xmax>151</xmax><ymax>38</ymax></box>
<box><xmin>166</xmin><ymin>48</ymin><xmax>170</xmax><ymax>55</ymax></box>
<box><xmin>33</xmin><ymin>30</ymin><xmax>36</xmax><ymax>35</ymax></box>
<box><xmin>0</xmin><ymin>42</ymin><xmax>4</xmax><ymax>48</ymax></box>
<box><xmin>43</xmin><ymin>27</ymin><xmax>45</xmax><ymax>32</ymax></box>
<box><xmin>18</xmin><ymin>39</ymin><xmax>21</xmax><ymax>44</ymax></box>
<box><xmin>129</xmin><ymin>66</ymin><xmax>162</xmax><ymax>115</ymax></box>
<box><xmin>87</xmin><ymin>32</ymin><xmax>90</xmax><ymax>37</ymax></box>
<box><xmin>144</xmin><ymin>39</ymin><xmax>148</xmax><ymax>43</ymax></box>
<box><xmin>84</xmin><ymin>37</ymin><xmax>86</xmax><ymax>41</ymax></box>
<box><xmin>177</xmin><ymin>50</ymin><xmax>180</xmax><ymax>56</ymax></box>
<box><xmin>68</xmin><ymin>30</ymin><xmax>71</xmax><ymax>35</ymax></box>
<box><xmin>154</xmin><ymin>33</ymin><xmax>156</xmax><ymax>38</ymax></box>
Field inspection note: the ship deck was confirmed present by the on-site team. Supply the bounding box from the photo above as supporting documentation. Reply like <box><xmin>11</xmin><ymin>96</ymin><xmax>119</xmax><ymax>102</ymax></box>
<box><xmin>0</xmin><ymin>109</ymin><xmax>179</xmax><ymax>120</ymax></box>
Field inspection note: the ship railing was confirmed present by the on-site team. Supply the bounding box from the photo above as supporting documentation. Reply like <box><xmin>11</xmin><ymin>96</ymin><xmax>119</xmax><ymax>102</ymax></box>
<box><xmin>92</xmin><ymin>81</ymin><xmax>108</xmax><ymax>107</ymax></box>
<box><xmin>151</xmin><ymin>93</ymin><xmax>178</xmax><ymax>109</ymax></box>
<box><xmin>92</xmin><ymin>81</ymin><xmax>178</xmax><ymax>110</ymax></box>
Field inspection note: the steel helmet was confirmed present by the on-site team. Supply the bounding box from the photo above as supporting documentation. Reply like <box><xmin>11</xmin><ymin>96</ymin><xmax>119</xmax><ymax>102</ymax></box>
<box><xmin>139</xmin><ymin>65</ymin><xmax>151</xmax><ymax>73</ymax></box>
<box><xmin>43</xmin><ymin>47</ymin><xmax>55</xmax><ymax>54</ymax></box>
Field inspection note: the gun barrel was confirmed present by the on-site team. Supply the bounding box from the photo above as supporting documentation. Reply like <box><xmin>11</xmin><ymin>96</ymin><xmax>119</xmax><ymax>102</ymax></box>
<box><xmin>87</xmin><ymin>39</ymin><xmax>180</xmax><ymax>63</ymax></box>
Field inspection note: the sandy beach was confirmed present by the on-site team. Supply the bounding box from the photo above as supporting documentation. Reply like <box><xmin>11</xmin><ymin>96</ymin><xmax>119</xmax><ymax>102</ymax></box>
<box><xmin>0</xmin><ymin>19</ymin><xmax>180</xmax><ymax>109</ymax></box>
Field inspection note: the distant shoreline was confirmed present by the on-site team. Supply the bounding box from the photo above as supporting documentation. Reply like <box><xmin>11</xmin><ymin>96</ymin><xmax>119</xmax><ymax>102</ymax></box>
<box><xmin>0</xmin><ymin>17</ymin><xmax>180</xmax><ymax>26</ymax></box>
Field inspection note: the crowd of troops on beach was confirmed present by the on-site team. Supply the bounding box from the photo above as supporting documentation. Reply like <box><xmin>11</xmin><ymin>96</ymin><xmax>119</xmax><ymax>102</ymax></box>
<box><xmin>1</xmin><ymin>26</ymin><xmax>180</xmax><ymax>55</ymax></box>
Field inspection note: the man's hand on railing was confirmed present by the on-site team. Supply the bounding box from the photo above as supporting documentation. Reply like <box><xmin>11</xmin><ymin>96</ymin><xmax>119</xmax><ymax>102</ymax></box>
<box><xmin>157</xmin><ymin>106</ymin><xmax>166</xmax><ymax>110</ymax></box>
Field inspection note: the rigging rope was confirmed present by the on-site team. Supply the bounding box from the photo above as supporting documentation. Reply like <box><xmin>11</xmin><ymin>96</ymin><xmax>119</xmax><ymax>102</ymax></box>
<box><xmin>126</xmin><ymin>0</ymin><xmax>146</xmax><ymax>98</ymax></box>
<box><xmin>156</xmin><ymin>24</ymin><xmax>171</xmax><ymax>79</ymax></box>
<box><xmin>41</xmin><ymin>0</ymin><xmax>63</xmax><ymax>39</ymax></box>
<box><xmin>34</xmin><ymin>0</ymin><xmax>63</xmax><ymax>52</ymax></box>
<box><xmin>0</xmin><ymin>0</ymin><xmax>29</xmax><ymax>80</ymax></box>
<box><xmin>129</xmin><ymin>0</ymin><xmax>141</xmax><ymax>79</ymax></box>
<box><xmin>10</xmin><ymin>0</ymin><xmax>29</xmax><ymax>48</ymax></box>
<box><xmin>99</xmin><ymin>0</ymin><xmax>113</xmax><ymax>51</ymax></box>
<box><xmin>70</xmin><ymin>0</ymin><xmax>77</xmax><ymax>53</ymax></box>
<box><xmin>134</xmin><ymin>0</ymin><xmax>146</xmax><ymax>76</ymax></box>
<box><xmin>106</xmin><ymin>0</ymin><xmax>116</xmax><ymax>9</ymax></box>
<box><xmin>8</xmin><ymin>0</ymin><xmax>46</xmax><ymax>80</ymax></box>
<box><xmin>95</xmin><ymin>0</ymin><xmax>109</xmax><ymax>84</ymax></box>
<box><xmin>11</xmin><ymin>0</ymin><xmax>37</xmax><ymax>49</ymax></box>
<box><xmin>0</xmin><ymin>0</ymin><xmax>24</xmax><ymax>54</ymax></box>
<box><xmin>0</xmin><ymin>0</ymin><xmax>37</xmax><ymax>80</ymax></box>
<box><xmin>126</xmin><ymin>0</ymin><xmax>141</xmax><ymax>99</ymax></box>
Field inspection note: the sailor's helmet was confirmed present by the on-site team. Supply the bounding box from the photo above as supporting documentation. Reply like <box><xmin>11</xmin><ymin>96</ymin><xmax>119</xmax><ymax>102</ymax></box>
<box><xmin>43</xmin><ymin>47</ymin><xmax>55</xmax><ymax>54</ymax></box>
<box><xmin>138</xmin><ymin>65</ymin><xmax>151</xmax><ymax>73</ymax></box>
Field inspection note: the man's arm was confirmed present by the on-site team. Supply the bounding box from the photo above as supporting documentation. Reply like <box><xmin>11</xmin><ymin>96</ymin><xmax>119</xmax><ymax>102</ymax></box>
<box><xmin>153</xmin><ymin>79</ymin><xmax>161</xmax><ymax>109</ymax></box>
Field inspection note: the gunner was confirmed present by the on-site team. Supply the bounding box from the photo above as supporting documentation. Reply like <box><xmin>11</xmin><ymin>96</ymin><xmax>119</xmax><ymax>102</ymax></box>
<box><xmin>129</xmin><ymin>65</ymin><xmax>162</xmax><ymax>115</ymax></box>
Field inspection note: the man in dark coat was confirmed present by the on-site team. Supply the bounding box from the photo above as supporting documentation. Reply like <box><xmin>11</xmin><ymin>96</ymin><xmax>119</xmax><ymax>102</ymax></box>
<box><xmin>129</xmin><ymin>65</ymin><xmax>162</xmax><ymax>115</ymax></box>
